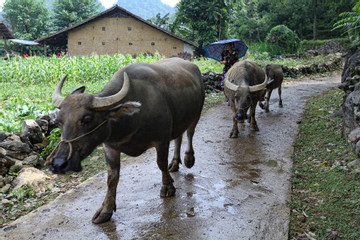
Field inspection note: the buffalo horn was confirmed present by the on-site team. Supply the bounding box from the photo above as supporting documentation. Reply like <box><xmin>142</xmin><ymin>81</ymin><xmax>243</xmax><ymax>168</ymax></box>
<box><xmin>91</xmin><ymin>72</ymin><xmax>130</xmax><ymax>110</ymax></box>
<box><xmin>52</xmin><ymin>74</ymin><xmax>68</xmax><ymax>108</ymax></box>
<box><xmin>249</xmin><ymin>77</ymin><xmax>268</xmax><ymax>92</ymax></box>
<box><xmin>224</xmin><ymin>78</ymin><xmax>239</xmax><ymax>91</ymax></box>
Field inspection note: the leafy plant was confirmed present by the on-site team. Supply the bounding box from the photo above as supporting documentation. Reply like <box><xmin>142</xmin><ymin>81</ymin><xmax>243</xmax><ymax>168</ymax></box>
<box><xmin>12</xmin><ymin>185</ymin><xmax>37</xmax><ymax>203</ymax></box>
<box><xmin>41</xmin><ymin>128</ymin><xmax>62</xmax><ymax>158</ymax></box>
<box><xmin>333</xmin><ymin>0</ymin><xmax>360</xmax><ymax>45</ymax></box>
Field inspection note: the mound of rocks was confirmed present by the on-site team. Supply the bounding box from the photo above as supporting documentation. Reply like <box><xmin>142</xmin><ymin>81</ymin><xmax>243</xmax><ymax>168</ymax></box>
<box><xmin>0</xmin><ymin>112</ymin><xmax>58</xmax><ymax>194</ymax></box>
<box><xmin>339</xmin><ymin>44</ymin><xmax>360</xmax><ymax>160</ymax></box>
<box><xmin>282</xmin><ymin>54</ymin><xmax>343</xmax><ymax>77</ymax></box>
<box><xmin>202</xmin><ymin>72</ymin><xmax>223</xmax><ymax>92</ymax></box>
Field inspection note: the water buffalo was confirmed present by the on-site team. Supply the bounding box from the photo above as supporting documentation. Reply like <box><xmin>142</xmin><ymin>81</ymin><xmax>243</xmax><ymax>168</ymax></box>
<box><xmin>259</xmin><ymin>63</ymin><xmax>284</xmax><ymax>112</ymax></box>
<box><xmin>48</xmin><ymin>57</ymin><xmax>205</xmax><ymax>223</ymax></box>
<box><xmin>224</xmin><ymin>60</ymin><xmax>267</xmax><ymax>137</ymax></box>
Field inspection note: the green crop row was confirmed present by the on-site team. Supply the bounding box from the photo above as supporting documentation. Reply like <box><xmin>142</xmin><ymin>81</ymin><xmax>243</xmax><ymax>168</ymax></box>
<box><xmin>0</xmin><ymin>53</ymin><xmax>164</xmax><ymax>85</ymax></box>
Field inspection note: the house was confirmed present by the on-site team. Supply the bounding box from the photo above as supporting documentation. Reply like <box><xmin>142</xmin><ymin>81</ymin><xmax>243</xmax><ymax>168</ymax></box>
<box><xmin>35</xmin><ymin>5</ymin><xmax>197</xmax><ymax>57</ymax></box>
<box><xmin>0</xmin><ymin>21</ymin><xmax>14</xmax><ymax>55</ymax></box>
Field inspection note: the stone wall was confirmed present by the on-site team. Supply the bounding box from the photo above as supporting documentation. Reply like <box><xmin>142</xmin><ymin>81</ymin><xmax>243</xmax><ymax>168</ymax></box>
<box><xmin>0</xmin><ymin>113</ymin><xmax>57</xmax><ymax>191</ymax></box>
<box><xmin>339</xmin><ymin>44</ymin><xmax>360</xmax><ymax>156</ymax></box>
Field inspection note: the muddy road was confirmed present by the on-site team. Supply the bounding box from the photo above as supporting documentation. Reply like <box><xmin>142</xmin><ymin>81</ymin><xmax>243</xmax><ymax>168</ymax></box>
<box><xmin>1</xmin><ymin>74</ymin><xmax>340</xmax><ymax>240</ymax></box>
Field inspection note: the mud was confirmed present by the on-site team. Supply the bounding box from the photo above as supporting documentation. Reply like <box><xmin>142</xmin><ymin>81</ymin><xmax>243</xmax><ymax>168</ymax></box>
<box><xmin>1</xmin><ymin>74</ymin><xmax>340</xmax><ymax>240</ymax></box>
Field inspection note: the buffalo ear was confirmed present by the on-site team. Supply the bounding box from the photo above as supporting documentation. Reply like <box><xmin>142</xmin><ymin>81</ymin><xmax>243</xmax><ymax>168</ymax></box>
<box><xmin>109</xmin><ymin>101</ymin><xmax>141</xmax><ymax>118</ymax></box>
<box><xmin>71</xmin><ymin>86</ymin><xmax>86</xmax><ymax>95</ymax></box>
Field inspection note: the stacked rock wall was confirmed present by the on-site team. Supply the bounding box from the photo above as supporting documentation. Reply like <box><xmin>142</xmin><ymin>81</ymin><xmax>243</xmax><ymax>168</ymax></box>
<box><xmin>339</xmin><ymin>45</ymin><xmax>360</xmax><ymax>156</ymax></box>
<box><xmin>0</xmin><ymin>113</ymin><xmax>57</xmax><ymax>182</ymax></box>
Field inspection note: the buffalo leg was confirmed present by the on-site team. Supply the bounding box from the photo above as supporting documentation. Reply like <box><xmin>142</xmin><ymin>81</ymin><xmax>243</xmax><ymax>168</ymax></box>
<box><xmin>278</xmin><ymin>86</ymin><xmax>283</xmax><ymax>107</ymax></box>
<box><xmin>156</xmin><ymin>141</ymin><xmax>176</xmax><ymax>197</ymax></box>
<box><xmin>184</xmin><ymin>122</ymin><xmax>197</xmax><ymax>168</ymax></box>
<box><xmin>259</xmin><ymin>91</ymin><xmax>266</xmax><ymax>109</ymax></box>
<box><xmin>168</xmin><ymin>135</ymin><xmax>182</xmax><ymax>172</ymax></box>
<box><xmin>230</xmin><ymin>103</ymin><xmax>239</xmax><ymax>138</ymax></box>
<box><xmin>92</xmin><ymin>144</ymin><xmax>120</xmax><ymax>224</ymax></box>
<box><xmin>264</xmin><ymin>89</ymin><xmax>272</xmax><ymax>112</ymax></box>
<box><xmin>249</xmin><ymin>104</ymin><xmax>259</xmax><ymax>131</ymax></box>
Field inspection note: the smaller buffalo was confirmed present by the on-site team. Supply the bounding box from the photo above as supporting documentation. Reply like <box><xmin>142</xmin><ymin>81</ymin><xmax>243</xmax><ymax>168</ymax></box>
<box><xmin>259</xmin><ymin>63</ymin><xmax>284</xmax><ymax>112</ymax></box>
<box><xmin>224</xmin><ymin>60</ymin><xmax>267</xmax><ymax>137</ymax></box>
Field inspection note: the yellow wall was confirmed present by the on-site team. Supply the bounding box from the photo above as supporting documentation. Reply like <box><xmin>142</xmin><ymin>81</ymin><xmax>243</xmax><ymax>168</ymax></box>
<box><xmin>68</xmin><ymin>17</ymin><xmax>188</xmax><ymax>57</ymax></box>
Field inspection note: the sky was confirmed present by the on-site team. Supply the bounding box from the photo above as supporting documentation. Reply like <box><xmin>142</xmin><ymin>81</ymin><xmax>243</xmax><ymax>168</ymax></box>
<box><xmin>101</xmin><ymin>0</ymin><xmax>180</xmax><ymax>8</ymax></box>
<box><xmin>0</xmin><ymin>0</ymin><xmax>180</xmax><ymax>11</ymax></box>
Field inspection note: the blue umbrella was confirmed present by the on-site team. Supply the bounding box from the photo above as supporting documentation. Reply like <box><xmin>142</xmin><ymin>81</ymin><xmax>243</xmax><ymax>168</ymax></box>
<box><xmin>204</xmin><ymin>39</ymin><xmax>248</xmax><ymax>62</ymax></box>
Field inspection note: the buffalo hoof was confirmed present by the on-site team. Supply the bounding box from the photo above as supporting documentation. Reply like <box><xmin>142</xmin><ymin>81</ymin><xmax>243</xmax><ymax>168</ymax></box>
<box><xmin>160</xmin><ymin>183</ymin><xmax>176</xmax><ymax>198</ymax></box>
<box><xmin>184</xmin><ymin>151</ymin><xmax>195</xmax><ymax>168</ymax></box>
<box><xmin>168</xmin><ymin>159</ymin><xmax>180</xmax><ymax>172</ymax></box>
<box><xmin>92</xmin><ymin>207</ymin><xmax>113</xmax><ymax>224</ymax></box>
<box><xmin>251</xmin><ymin>125</ymin><xmax>259</xmax><ymax>131</ymax></box>
<box><xmin>259</xmin><ymin>102</ymin><xmax>264</xmax><ymax>109</ymax></box>
<box><xmin>230</xmin><ymin>131</ymin><xmax>239</xmax><ymax>138</ymax></box>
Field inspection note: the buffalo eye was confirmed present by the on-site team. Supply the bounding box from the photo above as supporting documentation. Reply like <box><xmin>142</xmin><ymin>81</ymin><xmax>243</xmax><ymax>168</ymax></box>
<box><xmin>81</xmin><ymin>115</ymin><xmax>92</xmax><ymax>126</ymax></box>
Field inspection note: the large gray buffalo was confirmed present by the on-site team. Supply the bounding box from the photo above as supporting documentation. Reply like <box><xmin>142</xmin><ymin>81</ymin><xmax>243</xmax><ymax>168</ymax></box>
<box><xmin>259</xmin><ymin>63</ymin><xmax>284</xmax><ymax>112</ymax></box>
<box><xmin>224</xmin><ymin>60</ymin><xmax>267</xmax><ymax>137</ymax></box>
<box><xmin>48</xmin><ymin>57</ymin><xmax>205</xmax><ymax>223</ymax></box>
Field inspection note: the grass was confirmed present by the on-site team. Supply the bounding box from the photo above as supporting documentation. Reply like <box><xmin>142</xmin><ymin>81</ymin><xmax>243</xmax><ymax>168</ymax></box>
<box><xmin>289</xmin><ymin>89</ymin><xmax>360</xmax><ymax>239</ymax></box>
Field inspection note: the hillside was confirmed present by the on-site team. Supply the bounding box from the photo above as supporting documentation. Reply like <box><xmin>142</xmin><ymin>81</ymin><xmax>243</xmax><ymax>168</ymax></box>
<box><xmin>1</xmin><ymin>0</ymin><xmax>174</xmax><ymax>24</ymax></box>
<box><xmin>115</xmin><ymin>0</ymin><xmax>175</xmax><ymax>19</ymax></box>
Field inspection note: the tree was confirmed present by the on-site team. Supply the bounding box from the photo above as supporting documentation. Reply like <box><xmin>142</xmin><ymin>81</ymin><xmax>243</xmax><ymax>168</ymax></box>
<box><xmin>228</xmin><ymin>0</ymin><xmax>268</xmax><ymax>42</ymax></box>
<box><xmin>333</xmin><ymin>0</ymin><xmax>360</xmax><ymax>45</ymax></box>
<box><xmin>52</xmin><ymin>0</ymin><xmax>102</xmax><ymax>30</ymax></box>
<box><xmin>148</xmin><ymin>13</ymin><xmax>173</xmax><ymax>32</ymax></box>
<box><xmin>175</xmin><ymin>0</ymin><xmax>233</xmax><ymax>56</ymax></box>
<box><xmin>3</xmin><ymin>0</ymin><xmax>51</xmax><ymax>40</ymax></box>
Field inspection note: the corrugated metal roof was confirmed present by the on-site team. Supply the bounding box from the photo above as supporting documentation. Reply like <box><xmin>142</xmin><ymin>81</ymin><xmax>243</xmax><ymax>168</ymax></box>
<box><xmin>10</xmin><ymin>39</ymin><xmax>39</xmax><ymax>45</ymax></box>
<box><xmin>0</xmin><ymin>21</ymin><xmax>14</xmax><ymax>40</ymax></box>
<box><xmin>35</xmin><ymin>5</ymin><xmax>198</xmax><ymax>47</ymax></box>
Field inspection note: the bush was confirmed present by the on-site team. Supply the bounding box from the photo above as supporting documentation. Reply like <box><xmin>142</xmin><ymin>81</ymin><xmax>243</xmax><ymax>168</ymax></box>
<box><xmin>265</xmin><ymin>25</ymin><xmax>300</xmax><ymax>55</ymax></box>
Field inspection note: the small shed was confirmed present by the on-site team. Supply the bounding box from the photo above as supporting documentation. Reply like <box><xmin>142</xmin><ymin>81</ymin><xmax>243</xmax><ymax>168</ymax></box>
<box><xmin>0</xmin><ymin>21</ymin><xmax>14</xmax><ymax>55</ymax></box>
<box><xmin>35</xmin><ymin>5</ymin><xmax>198</xmax><ymax>57</ymax></box>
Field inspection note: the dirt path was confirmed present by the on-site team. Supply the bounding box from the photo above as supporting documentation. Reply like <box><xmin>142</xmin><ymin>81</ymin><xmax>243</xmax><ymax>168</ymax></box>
<box><xmin>1</xmin><ymin>74</ymin><xmax>341</xmax><ymax>240</ymax></box>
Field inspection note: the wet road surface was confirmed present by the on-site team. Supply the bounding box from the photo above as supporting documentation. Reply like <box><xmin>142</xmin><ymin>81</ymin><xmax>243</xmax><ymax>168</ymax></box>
<box><xmin>1</xmin><ymin>74</ymin><xmax>340</xmax><ymax>240</ymax></box>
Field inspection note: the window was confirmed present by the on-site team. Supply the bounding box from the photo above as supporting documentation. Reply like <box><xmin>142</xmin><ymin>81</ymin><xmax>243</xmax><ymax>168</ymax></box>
<box><xmin>129</xmin><ymin>43</ymin><xmax>133</xmax><ymax>45</ymax></box>
<box><xmin>102</xmin><ymin>42</ymin><xmax>105</xmax><ymax>45</ymax></box>
<box><xmin>173</xmin><ymin>47</ymin><xmax>177</xmax><ymax>49</ymax></box>
<box><xmin>151</xmin><ymin>42</ymin><xmax>155</xmax><ymax>46</ymax></box>
<box><xmin>78</xmin><ymin>42</ymin><xmax>82</xmax><ymax>45</ymax></box>
<box><xmin>128</xmin><ymin>27</ymin><xmax>132</xmax><ymax>31</ymax></box>
<box><xmin>102</xmin><ymin>27</ymin><xmax>106</xmax><ymax>31</ymax></box>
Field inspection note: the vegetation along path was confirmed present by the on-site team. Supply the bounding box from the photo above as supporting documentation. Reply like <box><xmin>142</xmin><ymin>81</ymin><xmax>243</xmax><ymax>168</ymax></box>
<box><xmin>1</xmin><ymin>74</ymin><xmax>340</xmax><ymax>239</ymax></box>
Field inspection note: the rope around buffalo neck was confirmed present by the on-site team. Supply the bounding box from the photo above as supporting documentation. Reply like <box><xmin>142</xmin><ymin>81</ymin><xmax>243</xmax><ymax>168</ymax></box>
<box><xmin>45</xmin><ymin>120</ymin><xmax>108</xmax><ymax>166</ymax></box>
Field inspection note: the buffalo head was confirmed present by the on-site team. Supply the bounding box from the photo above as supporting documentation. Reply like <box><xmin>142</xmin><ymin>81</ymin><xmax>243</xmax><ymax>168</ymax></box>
<box><xmin>48</xmin><ymin>73</ymin><xmax>141</xmax><ymax>173</ymax></box>
<box><xmin>224</xmin><ymin>77</ymin><xmax>267</xmax><ymax>121</ymax></box>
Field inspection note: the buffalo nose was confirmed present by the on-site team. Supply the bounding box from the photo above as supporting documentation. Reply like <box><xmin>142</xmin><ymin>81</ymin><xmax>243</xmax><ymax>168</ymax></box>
<box><xmin>50</xmin><ymin>158</ymin><xmax>67</xmax><ymax>174</ymax></box>
<box><xmin>235</xmin><ymin>112</ymin><xmax>244</xmax><ymax>120</ymax></box>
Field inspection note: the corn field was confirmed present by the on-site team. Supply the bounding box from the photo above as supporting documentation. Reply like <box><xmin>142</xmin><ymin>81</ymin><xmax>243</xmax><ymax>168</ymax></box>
<box><xmin>0</xmin><ymin>53</ymin><xmax>163</xmax><ymax>85</ymax></box>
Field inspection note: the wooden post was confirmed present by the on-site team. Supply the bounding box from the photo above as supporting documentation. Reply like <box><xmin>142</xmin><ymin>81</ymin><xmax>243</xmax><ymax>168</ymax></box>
<box><xmin>43</xmin><ymin>43</ymin><xmax>47</xmax><ymax>56</ymax></box>
<box><xmin>4</xmin><ymin>39</ymin><xmax>7</xmax><ymax>54</ymax></box>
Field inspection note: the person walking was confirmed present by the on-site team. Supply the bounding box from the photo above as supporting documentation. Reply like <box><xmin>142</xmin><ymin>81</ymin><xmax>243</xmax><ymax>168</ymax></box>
<box><xmin>220</xmin><ymin>43</ymin><xmax>239</xmax><ymax>89</ymax></box>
